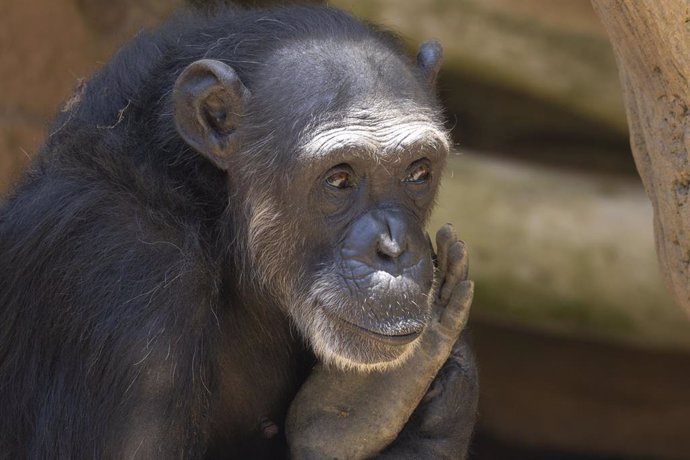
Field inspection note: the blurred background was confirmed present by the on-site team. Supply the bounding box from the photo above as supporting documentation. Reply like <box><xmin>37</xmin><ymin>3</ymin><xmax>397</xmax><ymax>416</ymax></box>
<box><xmin>2</xmin><ymin>1</ymin><xmax>689</xmax><ymax>458</ymax></box>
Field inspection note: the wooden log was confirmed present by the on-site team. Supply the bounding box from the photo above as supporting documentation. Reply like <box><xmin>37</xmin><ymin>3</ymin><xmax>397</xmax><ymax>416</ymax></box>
<box><xmin>591</xmin><ymin>0</ymin><xmax>690</xmax><ymax>314</ymax></box>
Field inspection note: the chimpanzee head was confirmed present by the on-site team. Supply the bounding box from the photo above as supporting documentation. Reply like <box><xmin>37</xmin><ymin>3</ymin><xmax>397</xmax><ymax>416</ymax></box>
<box><xmin>173</xmin><ymin>11</ymin><xmax>449</xmax><ymax>371</ymax></box>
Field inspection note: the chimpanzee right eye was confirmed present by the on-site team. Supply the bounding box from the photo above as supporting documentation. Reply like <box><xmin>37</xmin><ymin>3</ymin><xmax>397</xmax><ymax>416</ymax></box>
<box><xmin>325</xmin><ymin>165</ymin><xmax>355</xmax><ymax>190</ymax></box>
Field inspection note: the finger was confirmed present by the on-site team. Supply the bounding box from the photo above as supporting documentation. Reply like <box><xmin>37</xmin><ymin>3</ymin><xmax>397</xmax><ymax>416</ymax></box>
<box><xmin>440</xmin><ymin>240</ymin><xmax>468</xmax><ymax>303</ymax></box>
<box><xmin>435</xmin><ymin>224</ymin><xmax>457</xmax><ymax>277</ymax></box>
<box><xmin>426</xmin><ymin>232</ymin><xmax>438</xmax><ymax>269</ymax></box>
<box><xmin>441</xmin><ymin>280</ymin><xmax>473</xmax><ymax>334</ymax></box>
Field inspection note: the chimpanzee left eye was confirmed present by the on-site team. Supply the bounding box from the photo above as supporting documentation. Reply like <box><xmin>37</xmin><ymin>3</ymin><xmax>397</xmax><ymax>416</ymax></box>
<box><xmin>403</xmin><ymin>161</ymin><xmax>431</xmax><ymax>184</ymax></box>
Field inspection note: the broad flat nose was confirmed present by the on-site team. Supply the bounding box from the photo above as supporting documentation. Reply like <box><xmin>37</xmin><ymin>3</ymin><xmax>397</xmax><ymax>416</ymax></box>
<box><xmin>341</xmin><ymin>209</ymin><xmax>417</xmax><ymax>275</ymax></box>
<box><xmin>377</xmin><ymin>234</ymin><xmax>403</xmax><ymax>259</ymax></box>
<box><xmin>376</xmin><ymin>216</ymin><xmax>407</xmax><ymax>261</ymax></box>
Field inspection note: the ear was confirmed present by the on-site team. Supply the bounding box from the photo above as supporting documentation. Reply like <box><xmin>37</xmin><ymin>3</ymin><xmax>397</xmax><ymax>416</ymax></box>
<box><xmin>173</xmin><ymin>59</ymin><xmax>251</xmax><ymax>170</ymax></box>
<box><xmin>416</xmin><ymin>40</ymin><xmax>443</xmax><ymax>87</ymax></box>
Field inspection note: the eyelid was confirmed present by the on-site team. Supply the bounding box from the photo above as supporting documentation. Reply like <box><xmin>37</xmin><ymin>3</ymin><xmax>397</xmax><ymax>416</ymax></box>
<box><xmin>324</xmin><ymin>164</ymin><xmax>356</xmax><ymax>189</ymax></box>
<box><xmin>403</xmin><ymin>159</ymin><xmax>431</xmax><ymax>183</ymax></box>
<box><xmin>326</xmin><ymin>171</ymin><xmax>351</xmax><ymax>188</ymax></box>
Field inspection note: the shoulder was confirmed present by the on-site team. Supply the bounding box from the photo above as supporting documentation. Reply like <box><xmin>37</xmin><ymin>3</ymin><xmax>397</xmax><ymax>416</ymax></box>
<box><xmin>0</xmin><ymin>170</ymin><xmax>217</xmax><ymax>299</ymax></box>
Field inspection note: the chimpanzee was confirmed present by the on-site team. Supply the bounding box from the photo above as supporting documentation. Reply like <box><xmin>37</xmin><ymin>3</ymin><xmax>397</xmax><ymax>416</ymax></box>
<box><xmin>0</xmin><ymin>5</ymin><xmax>477</xmax><ymax>459</ymax></box>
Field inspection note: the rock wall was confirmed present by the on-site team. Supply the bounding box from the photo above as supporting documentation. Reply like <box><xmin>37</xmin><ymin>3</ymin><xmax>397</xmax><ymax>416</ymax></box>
<box><xmin>0</xmin><ymin>0</ymin><xmax>181</xmax><ymax>193</ymax></box>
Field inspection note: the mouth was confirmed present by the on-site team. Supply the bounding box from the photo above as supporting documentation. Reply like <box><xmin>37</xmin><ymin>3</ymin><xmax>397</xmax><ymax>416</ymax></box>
<box><xmin>331</xmin><ymin>314</ymin><xmax>423</xmax><ymax>346</ymax></box>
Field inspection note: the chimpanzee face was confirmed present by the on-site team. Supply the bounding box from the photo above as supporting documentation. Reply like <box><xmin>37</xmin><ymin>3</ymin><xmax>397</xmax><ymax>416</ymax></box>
<box><xmin>174</xmin><ymin>36</ymin><xmax>449</xmax><ymax>371</ymax></box>
<box><xmin>285</xmin><ymin>102</ymin><xmax>449</xmax><ymax>370</ymax></box>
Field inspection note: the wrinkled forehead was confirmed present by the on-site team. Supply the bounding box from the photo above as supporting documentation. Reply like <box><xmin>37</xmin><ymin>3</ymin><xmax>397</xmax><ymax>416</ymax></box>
<box><xmin>299</xmin><ymin>103</ymin><xmax>450</xmax><ymax>161</ymax></box>
<box><xmin>251</xmin><ymin>38</ymin><xmax>449</xmax><ymax>162</ymax></box>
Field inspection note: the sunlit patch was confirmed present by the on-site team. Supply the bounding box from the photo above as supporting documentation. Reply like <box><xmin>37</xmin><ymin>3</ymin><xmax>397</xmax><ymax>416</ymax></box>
<box><xmin>299</xmin><ymin>106</ymin><xmax>450</xmax><ymax>160</ymax></box>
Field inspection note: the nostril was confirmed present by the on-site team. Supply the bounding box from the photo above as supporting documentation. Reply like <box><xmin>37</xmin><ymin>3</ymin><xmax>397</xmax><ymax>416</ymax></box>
<box><xmin>376</xmin><ymin>247</ymin><xmax>393</xmax><ymax>261</ymax></box>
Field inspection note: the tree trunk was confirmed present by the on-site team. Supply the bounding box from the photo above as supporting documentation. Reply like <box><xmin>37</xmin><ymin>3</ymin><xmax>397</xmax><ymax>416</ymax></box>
<box><xmin>591</xmin><ymin>0</ymin><xmax>690</xmax><ymax>314</ymax></box>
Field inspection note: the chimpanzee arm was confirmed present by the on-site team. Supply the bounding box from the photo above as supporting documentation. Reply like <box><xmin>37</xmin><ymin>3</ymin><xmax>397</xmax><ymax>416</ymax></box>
<box><xmin>0</xmin><ymin>176</ymin><xmax>219</xmax><ymax>458</ymax></box>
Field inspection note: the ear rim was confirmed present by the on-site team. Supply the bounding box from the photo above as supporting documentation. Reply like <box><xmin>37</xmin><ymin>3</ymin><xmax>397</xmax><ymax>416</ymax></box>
<box><xmin>416</xmin><ymin>40</ymin><xmax>443</xmax><ymax>87</ymax></box>
<box><xmin>173</xmin><ymin>59</ymin><xmax>251</xmax><ymax>170</ymax></box>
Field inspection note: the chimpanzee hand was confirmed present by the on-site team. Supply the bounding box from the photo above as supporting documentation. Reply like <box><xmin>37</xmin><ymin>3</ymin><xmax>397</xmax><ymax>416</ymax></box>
<box><xmin>378</xmin><ymin>336</ymin><xmax>478</xmax><ymax>459</ymax></box>
<box><xmin>286</xmin><ymin>224</ymin><xmax>477</xmax><ymax>459</ymax></box>
<box><xmin>378</xmin><ymin>224</ymin><xmax>478</xmax><ymax>459</ymax></box>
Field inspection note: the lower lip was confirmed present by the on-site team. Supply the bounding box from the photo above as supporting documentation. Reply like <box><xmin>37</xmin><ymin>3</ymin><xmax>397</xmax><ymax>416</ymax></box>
<box><xmin>332</xmin><ymin>315</ymin><xmax>423</xmax><ymax>345</ymax></box>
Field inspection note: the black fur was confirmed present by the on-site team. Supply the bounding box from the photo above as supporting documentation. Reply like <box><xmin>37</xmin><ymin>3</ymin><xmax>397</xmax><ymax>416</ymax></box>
<box><xmin>0</xmin><ymin>6</ymin><xmax>475</xmax><ymax>458</ymax></box>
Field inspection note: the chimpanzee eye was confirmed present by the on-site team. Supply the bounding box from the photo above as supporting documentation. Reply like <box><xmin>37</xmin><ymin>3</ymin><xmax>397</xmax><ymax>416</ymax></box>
<box><xmin>325</xmin><ymin>169</ymin><xmax>354</xmax><ymax>189</ymax></box>
<box><xmin>404</xmin><ymin>161</ymin><xmax>431</xmax><ymax>184</ymax></box>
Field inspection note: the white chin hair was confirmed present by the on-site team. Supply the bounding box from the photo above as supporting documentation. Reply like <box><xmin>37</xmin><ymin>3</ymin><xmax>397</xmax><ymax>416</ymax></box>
<box><xmin>290</xmin><ymin>268</ymin><xmax>427</xmax><ymax>373</ymax></box>
<box><xmin>308</xmin><ymin>310</ymin><xmax>421</xmax><ymax>373</ymax></box>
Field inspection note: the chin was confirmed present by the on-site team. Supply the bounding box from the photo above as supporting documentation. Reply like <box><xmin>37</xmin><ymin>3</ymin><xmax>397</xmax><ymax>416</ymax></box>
<box><xmin>295</xmin><ymin>271</ymin><xmax>432</xmax><ymax>373</ymax></box>
<box><xmin>310</xmin><ymin>313</ymin><xmax>424</xmax><ymax>372</ymax></box>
